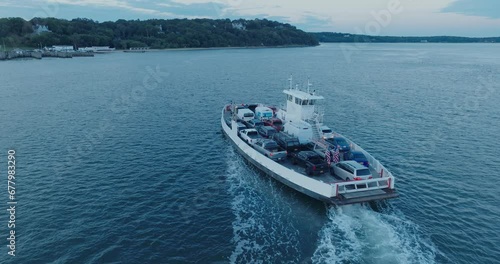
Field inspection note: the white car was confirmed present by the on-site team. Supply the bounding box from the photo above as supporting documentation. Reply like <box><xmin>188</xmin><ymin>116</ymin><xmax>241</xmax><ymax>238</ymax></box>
<box><xmin>237</xmin><ymin>108</ymin><xmax>255</xmax><ymax>122</ymax></box>
<box><xmin>239</xmin><ymin>129</ymin><xmax>262</xmax><ymax>144</ymax></box>
<box><xmin>330</xmin><ymin>161</ymin><xmax>372</xmax><ymax>181</ymax></box>
<box><xmin>321</xmin><ymin>125</ymin><xmax>334</xmax><ymax>139</ymax></box>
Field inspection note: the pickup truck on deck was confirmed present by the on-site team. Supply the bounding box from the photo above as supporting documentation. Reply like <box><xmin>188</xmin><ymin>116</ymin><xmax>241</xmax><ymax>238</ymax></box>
<box><xmin>291</xmin><ymin>151</ymin><xmax>329</xmax><ymax>176</ymax></box>
<box><xmin>252</xmin><ymin>139</ymin><xmax>287</xmax><ymax>161</ymax></box>
<box><xmin>239</xmin><ymin>129</ymin><xmax>262</xmax><ymax>144</ymax></box>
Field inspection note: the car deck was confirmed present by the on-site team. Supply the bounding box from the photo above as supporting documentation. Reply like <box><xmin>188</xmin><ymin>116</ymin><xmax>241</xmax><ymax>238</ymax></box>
<box><xmin>225</xmin><ymin>109</ymin><xmax>381</xmax><ymax>185</ymax></box>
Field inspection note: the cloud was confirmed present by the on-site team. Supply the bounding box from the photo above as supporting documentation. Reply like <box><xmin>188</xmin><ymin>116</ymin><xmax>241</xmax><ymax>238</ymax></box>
<box><xmin>156</xmin><ymin>3</ymin><xmax>173</xmax><ymax>8</ymax></box>
<box><xmin>156</xmin><ymin>1</ymin><xmax>224</xmax><ymax>18</ymax></box>
<box><xmin>441</xmin><ymin>0</ymin><xmax>500</xmax><ymax>19</ymax></box>
<box><xmin>44</xmin><ymin>0</ymin><xmax>176</xmax><ymax>17</ymax></box>
<box><xmin>165</xmin><ymin>0</ymin><xmax>462</xmax><ymax>29</ymax></box>
<box><xmin>0</xmin><ymin>0</ymin><xmax>37</xmax><ymax>9</ymax></box>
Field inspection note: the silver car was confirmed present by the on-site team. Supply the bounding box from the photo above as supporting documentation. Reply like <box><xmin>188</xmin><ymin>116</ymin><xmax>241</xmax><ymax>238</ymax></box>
<box><xmin>253</xmin><ymin>139</ymin><xmax>287</xmax><ymax>161</ymax></box>
<box><xmin>331</xmin><ymin>161</ymin><xmax>372</xmax><ymax>181</ymax></box>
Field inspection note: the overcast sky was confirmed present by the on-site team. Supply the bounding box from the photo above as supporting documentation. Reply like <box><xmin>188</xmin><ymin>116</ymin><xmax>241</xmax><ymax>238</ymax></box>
<box><xmin>1</xmin><ymin>0</ymin><xmax>499</xmax><ymax>37</ymax></box>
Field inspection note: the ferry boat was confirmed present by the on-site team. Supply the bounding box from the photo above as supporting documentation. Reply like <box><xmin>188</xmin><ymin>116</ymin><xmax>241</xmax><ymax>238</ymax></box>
<box><xmin>221</xmin><ymin>77</ymin><xmax>398</xmax><ymax>205</ymax></box>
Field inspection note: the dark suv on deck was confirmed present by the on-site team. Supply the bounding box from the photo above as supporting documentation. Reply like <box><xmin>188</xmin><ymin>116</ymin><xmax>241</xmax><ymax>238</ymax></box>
<box><xmin>257</xmin><ymin>126</ymin><xmax>277</xmax><ymax>139</ymax></box>
<box><xmin>273</xmin><ymin>132</ymin><xmax>301</xmax><ymax>155</ymax></box>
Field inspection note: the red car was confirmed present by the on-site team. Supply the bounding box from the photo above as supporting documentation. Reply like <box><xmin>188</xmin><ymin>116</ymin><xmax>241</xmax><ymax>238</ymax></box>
<box><xmin>264</xmin><ymin>118</ymin><xmax>283</xmax><ymax>132</ymax></box>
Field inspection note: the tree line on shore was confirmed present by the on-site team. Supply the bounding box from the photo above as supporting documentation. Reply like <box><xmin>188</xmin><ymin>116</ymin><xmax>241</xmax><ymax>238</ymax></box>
<box><xmin>1</xmin><ymin>17</ymin><xmax>497</xmax><ymax>51</ymax></box>
<box><xmin>0</xmin><ymin>17</ymin><xmax>319</xmax><ymax>50</ymax></box>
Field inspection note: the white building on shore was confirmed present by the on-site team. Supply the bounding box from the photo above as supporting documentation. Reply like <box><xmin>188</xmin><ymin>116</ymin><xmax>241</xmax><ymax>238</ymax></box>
<box><xmin>48</xmin><ymin>45</ymin><xmax>74</xmax><ymax>52</ymax></box>
<box><xmin>78</xmin><ymin>46</ymin><xmax>115</xmax><ymax>52</ymax></box>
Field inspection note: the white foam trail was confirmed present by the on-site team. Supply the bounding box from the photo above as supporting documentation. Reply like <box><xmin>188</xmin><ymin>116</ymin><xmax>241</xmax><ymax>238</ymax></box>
<box><xmin>312</xmin><ymin>205</ymin><xmax>437</xmax><ymax>264</ymax></box>
<box><xmin>311</xmin><ymin>206</ymin><xmax>364</xmax><ymax>264</ymax></box>
<box><xmin>225</xmin><ymin>149</ymin><xmax>301</xmax><ymax>264</ymax></box>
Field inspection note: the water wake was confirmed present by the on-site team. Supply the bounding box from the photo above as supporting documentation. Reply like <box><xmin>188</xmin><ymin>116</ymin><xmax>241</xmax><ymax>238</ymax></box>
<box><xmin>224</xmin><ymin>149</ymin><xmax>437</xmax><ymax>264</ymax></box>
<box><xmin>226</xmin><ymin>150</ymin><xmax>301</xmax><ymax>264</ymax></box>
<box><xmin>311</xmin><ymin>204</ymin><xmax>437</xmax><ymax>264</ymax></box>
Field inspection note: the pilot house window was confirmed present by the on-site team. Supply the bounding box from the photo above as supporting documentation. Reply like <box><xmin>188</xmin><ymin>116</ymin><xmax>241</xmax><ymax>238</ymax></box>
<box><xmin>294</xmin><ymin>99</ymin><xmax>316</xmax><ymax>105</ymax></box>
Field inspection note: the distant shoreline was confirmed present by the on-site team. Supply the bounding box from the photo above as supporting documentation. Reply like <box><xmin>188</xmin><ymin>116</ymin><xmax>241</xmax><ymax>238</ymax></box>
<box><xmin>142</xmin><ymin>44</ymin><xmax>313</xmax><ymax>52</ymax></box>
<box><xmin>311</xmin><ymin>32</ymin><xmax>499</xmax><ymax>44</ymax></box>
<box><xmin>318</xmin><ymin>42</ymin><xmax>500</xmax><ymax>44</ymax></box>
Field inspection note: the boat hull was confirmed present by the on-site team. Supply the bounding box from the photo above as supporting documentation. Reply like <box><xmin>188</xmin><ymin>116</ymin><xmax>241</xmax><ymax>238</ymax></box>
<box><xmin>222</xmin><ymin>127</ymin><xmax>333</xmax><ymax>202</ymax></box>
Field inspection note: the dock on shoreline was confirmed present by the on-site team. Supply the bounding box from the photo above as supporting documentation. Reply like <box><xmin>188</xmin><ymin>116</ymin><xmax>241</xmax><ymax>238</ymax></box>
<box><xmin>0</xmin><ymin>50</ymin><xmax>42</xmax><ymax>60</ymax></box>
<box><xmin>0</xmin><ymin>50</ymin><xmax>94</xmax><ymax>61</ymax></box>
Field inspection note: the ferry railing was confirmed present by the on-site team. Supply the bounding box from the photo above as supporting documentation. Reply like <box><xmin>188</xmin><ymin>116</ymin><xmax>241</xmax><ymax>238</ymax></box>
<box><xmin>325</xmin><ymin>133</ymin><xmax>396</xmax><ymax>198</ymax></box>
<box><xmin>332</xmin><ymin>177</ymin><xmax>393</xmax><ymax>197</ymax></box>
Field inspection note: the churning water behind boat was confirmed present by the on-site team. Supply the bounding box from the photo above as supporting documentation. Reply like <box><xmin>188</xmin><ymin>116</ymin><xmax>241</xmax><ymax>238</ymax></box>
<box><xmin>312</xmin><ymin>205</ymin><xmax>438</xmax><ymax>264</ymax></box>
<box><xmin>226</xmin><ymin>149</ymin><xmax>303</xmax><ymax>263</ymax></box>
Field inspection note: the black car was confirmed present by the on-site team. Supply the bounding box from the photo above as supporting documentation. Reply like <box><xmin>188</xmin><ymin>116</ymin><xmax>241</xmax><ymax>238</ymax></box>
<box><xmin>291</xmin><ymin>151</ymin><xmax>329</xmax><ymax>176</ymax></box>
<box><xmin>257</xmin><ymin>126</ymin><xmax>277</xmax><ymax>139</ymax></box>
<box><xmin>273</xmin><ymin>132</ymin><xmax>301</xmax><ymax>155</ymax></box>
<box><xmin>243</xmin><ymin>119</ymin><xmax>264</xmax><ymax>128</ymax></box>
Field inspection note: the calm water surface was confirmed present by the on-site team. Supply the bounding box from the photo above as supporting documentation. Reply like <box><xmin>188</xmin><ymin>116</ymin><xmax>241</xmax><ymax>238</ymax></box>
<box><xmin>0</xmin><ymin>43</ymin><xmax>499</xmax><ymax>263</ymax></box>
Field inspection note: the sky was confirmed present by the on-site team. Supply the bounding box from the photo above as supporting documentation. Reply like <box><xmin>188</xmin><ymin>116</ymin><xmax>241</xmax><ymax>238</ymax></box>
<box><xmin>1</xmin><ymin>0</ymin><xmax>500</xmax><ymax>37</ymax></box>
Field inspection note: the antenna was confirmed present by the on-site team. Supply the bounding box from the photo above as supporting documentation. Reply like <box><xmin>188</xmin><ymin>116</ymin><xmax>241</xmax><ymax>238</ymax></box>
<box><xmin>288</xmin><ymin>74</ymin><xmax>293</xmax><ymax>90</ymax></box>
<box><xmin>307</xmin><ymin>78</ymin><xmax>313</xmax><ymax>94</ymax></box>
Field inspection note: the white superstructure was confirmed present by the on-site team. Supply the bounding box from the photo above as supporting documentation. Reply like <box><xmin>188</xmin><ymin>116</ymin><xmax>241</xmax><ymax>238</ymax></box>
<box><xmin>278</xmin><ymin>77</ymin><xmax>326</xmax><ymax>144</ymax></box>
